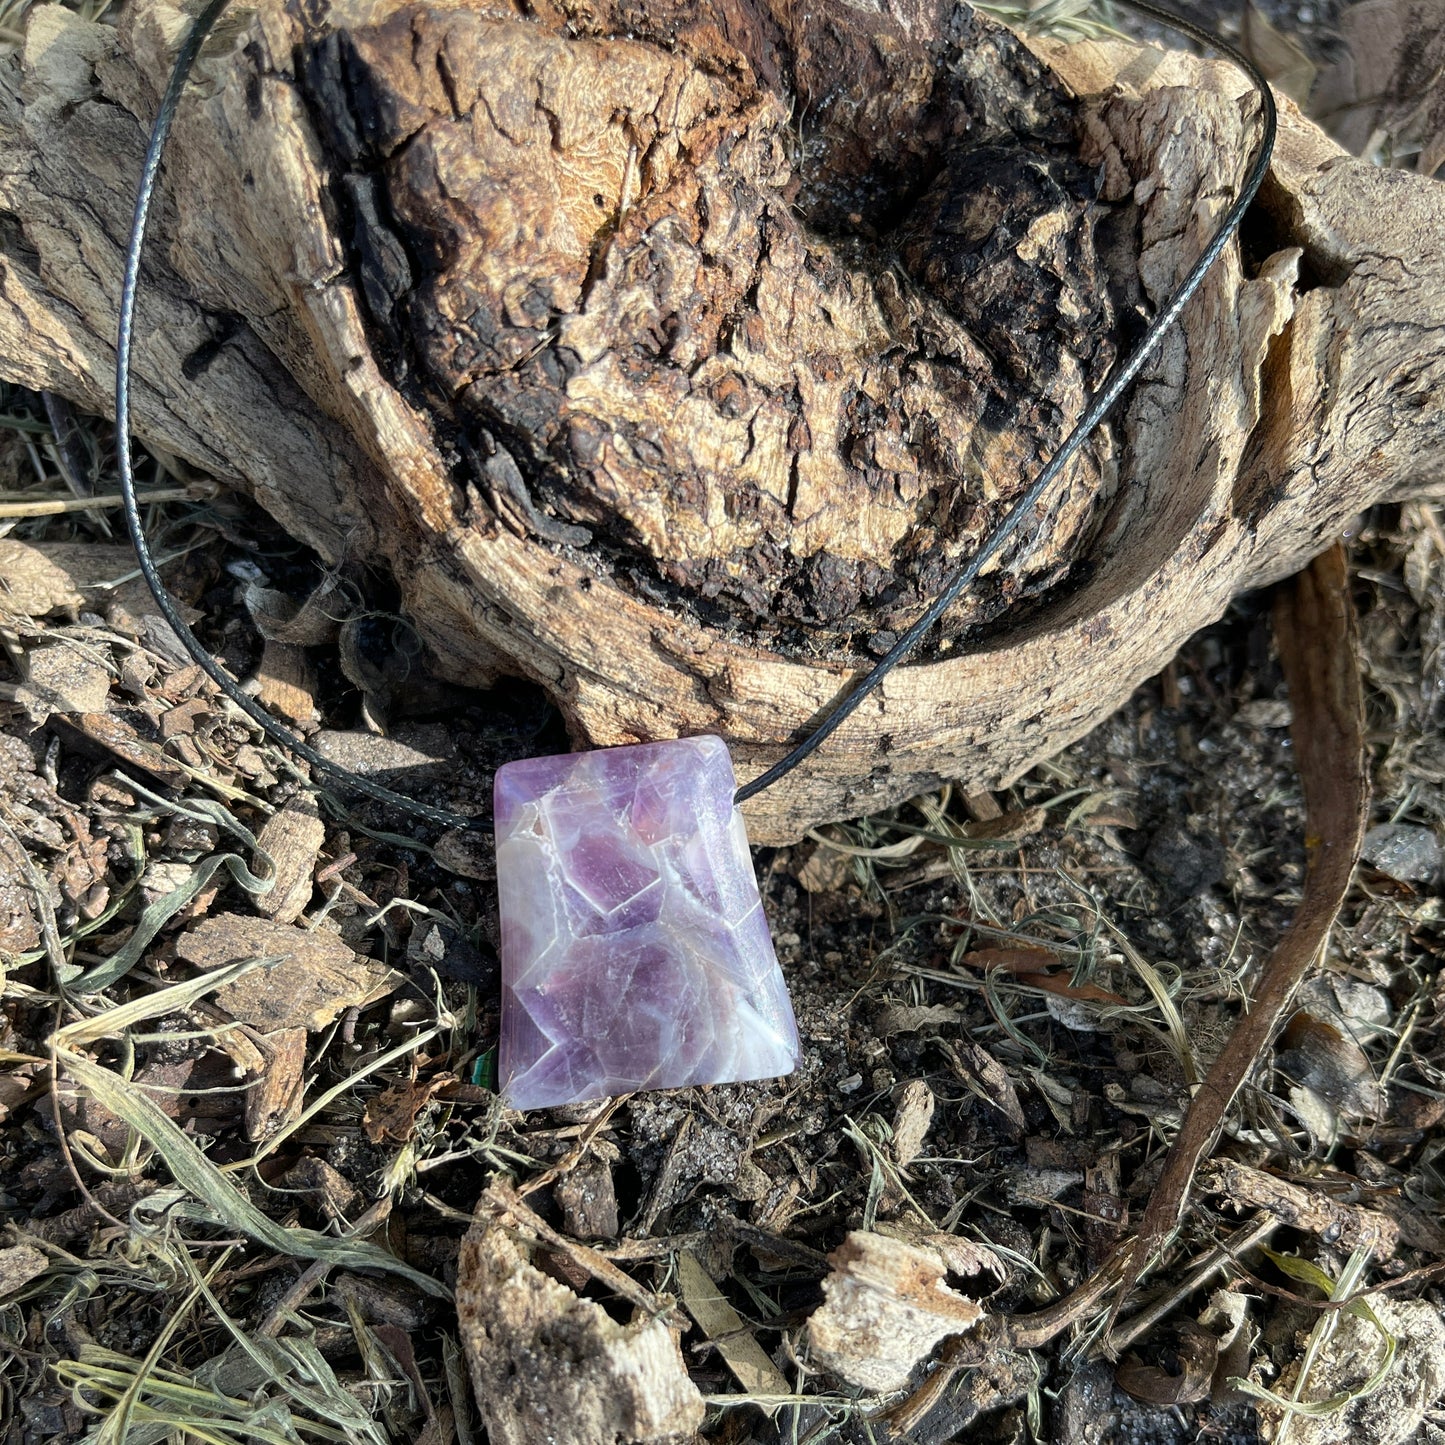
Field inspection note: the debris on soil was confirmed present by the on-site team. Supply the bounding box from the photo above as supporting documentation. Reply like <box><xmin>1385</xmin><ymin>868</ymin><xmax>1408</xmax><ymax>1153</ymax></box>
<box><xmin>1</xmin><ymin>4</ymin><xmax>1444</xmax><ymax>1436</ymax></box>
<box><xmin>807</xmin><ymin>1230</ymin><xmax>985</xmax><ymax>1391</ymax></box>
<box><xmin>1254</xmin><ymin>1298</ymin><xmax>1445</xmax><ymax>1445</ymax></box>
<box><xmin>173</xmin><ymin>913</ymin><xmax>402</xmax><ymax>1031</ymax></box>
<box><xmin>250</xmin><ymin>799</ymin><xmax>326</xmax><ymax>924</ymax></box>
<box><xmin>457</xmin><ymin>1191</ymin><xmax>703</xmax><ymax>1445</ymax></box>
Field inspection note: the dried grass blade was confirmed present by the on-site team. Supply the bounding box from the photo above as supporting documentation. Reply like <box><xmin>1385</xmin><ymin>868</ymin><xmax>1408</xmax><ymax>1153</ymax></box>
<box><xmin>54</xmin><ymin>1051</ymin><xmax>447</xmax><ymax>1297</ymax></box>
<box><xmin>676</xmin><ymin>1250</ymin><xmax>791</xmax><ymax>1414</ymax></box>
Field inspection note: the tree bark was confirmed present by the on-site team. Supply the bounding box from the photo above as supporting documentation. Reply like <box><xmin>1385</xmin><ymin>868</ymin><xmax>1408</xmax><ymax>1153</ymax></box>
<box><xmin>2</xmin><ymin>0</ymin><xmax>1443</xmax><ymax>841</ymax></box>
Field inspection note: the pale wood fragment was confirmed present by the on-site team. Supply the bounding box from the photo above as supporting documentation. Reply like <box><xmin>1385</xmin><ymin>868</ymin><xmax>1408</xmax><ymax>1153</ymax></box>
<box><xmin>251</xmin><ymin>800</ymin><xmax>325</xmax><ymax>925</ymax></box>
<box><xmin>807</xmin><ymin>1230</ymin><xmax>984</xmax><ymax>1392</ymax></box>
<box><xmin>457</xmin><ymin>1188</ymin><xmax>703</xmax><ymax>1445</ymax></box>
<box><xmin>252</xmin><ymin>641</ymin><xmax>319</xmax><ymax>728</ymax></box>
<box><xmin>890</xmin><ymin>1080</ymin><xmax>936</xmax><ymax>1168</ymax></box>
<box><xmin>0</xmin><ymin>541</ymin><xmax>135</xmax><ymax>619</ymax></box>
<box><xmin>241</xmin><ymin>1024</ymin><xmax>308</xmax><ymax>1141</ymax></box>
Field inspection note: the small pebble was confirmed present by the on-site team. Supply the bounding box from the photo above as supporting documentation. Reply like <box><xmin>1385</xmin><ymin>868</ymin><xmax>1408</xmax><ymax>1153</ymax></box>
<box><xmin>1361</xmin><ymin>823</ymin><xmax>1441</xmax><ymax>884</ymax></box>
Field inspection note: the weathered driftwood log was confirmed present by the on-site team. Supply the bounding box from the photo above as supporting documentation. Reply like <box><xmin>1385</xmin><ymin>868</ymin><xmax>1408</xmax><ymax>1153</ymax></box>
<box><xmin>2</xmin><ymin>0</ymin><xmax>1443</xmax><ymax>841</ymax></box>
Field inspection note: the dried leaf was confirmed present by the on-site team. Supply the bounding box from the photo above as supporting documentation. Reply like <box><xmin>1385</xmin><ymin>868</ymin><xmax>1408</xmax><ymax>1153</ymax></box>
<box><xmin>959</xmin><ymin>945</ymin><xmax>1062</xmax><ymax>973</ymax></box>
<box><xmin>795</xmin><ymin>841</ymin><xmax>855</xmax><ymax>894</ymax></box>
<box><xmin>363</xmin><ymin>1072</ymin><xmax>456</xmax><ymax>1144</ymax></box>
<box><xmin>962</xmin><ymin>806</ymin><xmax>1049</xmax><ymax>843</ymax></box>
<box><xmin>1116</xmin><ymin>1322</ymin><xmax>1218</xmax><ymax>1406</ymax></box>
<box><xmin>1015</xmin><ymin>970</ymin><xmax>1129</xmax><ymax>1007</ymax></box>
<box><xmin>1242</xmin><ymin>3</ymin><xmax>1317</xmax><ymax>105</ymax></box>
<box><xmin>1277</xmin><ymin>1009</ymin><xmax>1383</xmax><ymax>1119</ymax></box>
<box><xmin>0</xmin><ymin>540</ymin><xmax>138</xmax><ymax>618</ymax></box>
<box><xmin>243</xmin><ymin>577</ymin><xmax>347</xmax><ymax>646</ymax></box>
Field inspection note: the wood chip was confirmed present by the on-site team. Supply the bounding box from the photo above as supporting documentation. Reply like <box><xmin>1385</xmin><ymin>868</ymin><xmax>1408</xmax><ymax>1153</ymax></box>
<box><xmin>175</xmin><ymin>913</ymin><xmax>400</xmax><ymax>1032</ymax></box>
<box><xmin>252</xmin><ymin>801</ymin><xmax>325</xmax><ymax>925</ymax></box>
<box><xmin>891</xmin><ymin>1080</ymin><xmax>935</xmax><ymax>1168</ymax></box>
<box><xmin>54</xmin><ymin>712</ymin><xmax>189</xmax><ymax>788</ymax></box>
<box><xmin>242</xmin><ymin>1026</ymin><xmax>309</xmax><ymax>1142</ymax></box>
<box><xmin>278</xmin><ymin>1156</ymin><xmax>363</xmax><ymax>1222</ymax></box>
<box><xmin>0</xmin><ymin>540</ymin><xmax>136</xmax><ymax>618</ymax></box>
<box><xmin>254</xmin><ymin>639</ymin><xmax>319</xmax><ymax>726</ymax></box>
<box><xmin>941</xmin><ymin>1038</ymin><xmax>1026</xmax><ymax>1134</ymax></box>
<box><xmin>433</xmin><ymin>828</ymin><xmax>496</xmax><ymax>881</ymax></box>
<box><xmin>875</xmin><ymin>1003</ymin><xmax>963</xmax><ymax>1036</ymax></box>
<box><xmin>874</xmin><ymin>1225</ymin><xmax>1006</xmax><ymax>1284</ymax></box>
<box><xmin>0</xmin><ymin>1243</ymin><xmax>49</xmax><ymax>1295</ymax></box>
<box><xmin>554</xmin><ymin>1154</ymin><xmax>620</xmax><ymax>1240</ymax></box>
<box><xmin>313</xmin><ymin>727</ymin><xmax>456</xmax><ymax>779</ymax></box>
<box><xmin>807</xmin><ymin>1231</ymin><xmax>984</xmax><ymax>1392</ymax></box>
<box><xmin>3</xmin><ymin>639</ymin><xmax>112</xmax><ymax>721</ymax></box>
<box><xmin>795</xmin><ymin>841</ymin><xmax>854</xmax><ymax>894</ymax></box>
<box><xmin>676</xmin><ymin>1250</ymin><xmax>791</xmax><ymax>1412</ymax></box>
<box><xmin>457</xmin><ymin>1192</ymin><xmax>703</xmax><ymax>1445</ymax></box>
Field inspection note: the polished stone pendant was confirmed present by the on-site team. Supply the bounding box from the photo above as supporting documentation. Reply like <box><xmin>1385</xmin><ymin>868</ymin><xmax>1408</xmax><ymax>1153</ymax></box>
<box><xmin>494</xmin><ymin>736</ymin><xmax>800</xmax><ymax>1110</ymax></box>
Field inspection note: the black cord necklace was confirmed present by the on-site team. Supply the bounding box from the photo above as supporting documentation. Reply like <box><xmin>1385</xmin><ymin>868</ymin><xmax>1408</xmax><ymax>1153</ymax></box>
<box><xmin>117</xmin><ymin>0</ymin><xmax>1275</xmax><ymax>828</ymax></box>
<box><xmin>117</xmin><ymin>1</ymin><xmax>1276</xmax><ymax>1109</ymax></box>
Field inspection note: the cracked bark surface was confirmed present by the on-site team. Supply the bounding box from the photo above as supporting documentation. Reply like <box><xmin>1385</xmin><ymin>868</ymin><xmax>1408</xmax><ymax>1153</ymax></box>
<box><xmin>2</xmin><ymin>0</ymin><xmax>1443</xmax><ymax>841</ymax></box>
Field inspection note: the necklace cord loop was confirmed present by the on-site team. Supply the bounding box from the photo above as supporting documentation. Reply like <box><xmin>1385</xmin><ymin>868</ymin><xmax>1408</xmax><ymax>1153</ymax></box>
<box><xmin>115</xmin><ymin>0</ymin><xmax>1276</xmax><ymax>826</ymax></box>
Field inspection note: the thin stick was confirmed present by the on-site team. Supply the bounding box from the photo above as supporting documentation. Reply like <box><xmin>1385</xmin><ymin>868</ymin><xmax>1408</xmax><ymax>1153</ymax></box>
<box><xmin>1106</xmin><ymin>1213</ymin><xmax>1278</xmax><ymax>1354</ymax></box>
<box><xmin>0</xmin><ymin>487</ymin><xmax>195</xmax><ymax>517</ymax></box>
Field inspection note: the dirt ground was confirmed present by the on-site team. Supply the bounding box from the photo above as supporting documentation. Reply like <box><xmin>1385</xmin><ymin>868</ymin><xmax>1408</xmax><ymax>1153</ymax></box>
<box><xmin>2</xmin><ymin>2</ymin><xmax>1444</xmax><ymax>1444</ymax></box>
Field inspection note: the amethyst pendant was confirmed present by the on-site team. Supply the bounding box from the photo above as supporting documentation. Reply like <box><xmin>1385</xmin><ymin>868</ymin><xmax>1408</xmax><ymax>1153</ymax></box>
<box><xmin>494</xmin><ymin>737</ymin><xmax>800</xmax><ymax>1111</ymax></box>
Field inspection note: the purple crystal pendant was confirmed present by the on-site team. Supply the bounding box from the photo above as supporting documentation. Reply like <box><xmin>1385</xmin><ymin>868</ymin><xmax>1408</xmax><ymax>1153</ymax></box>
<box><xmin>494</xmin><ymin>736</ymin><xmax>801</xmax><ymax>1110</ymax></box>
